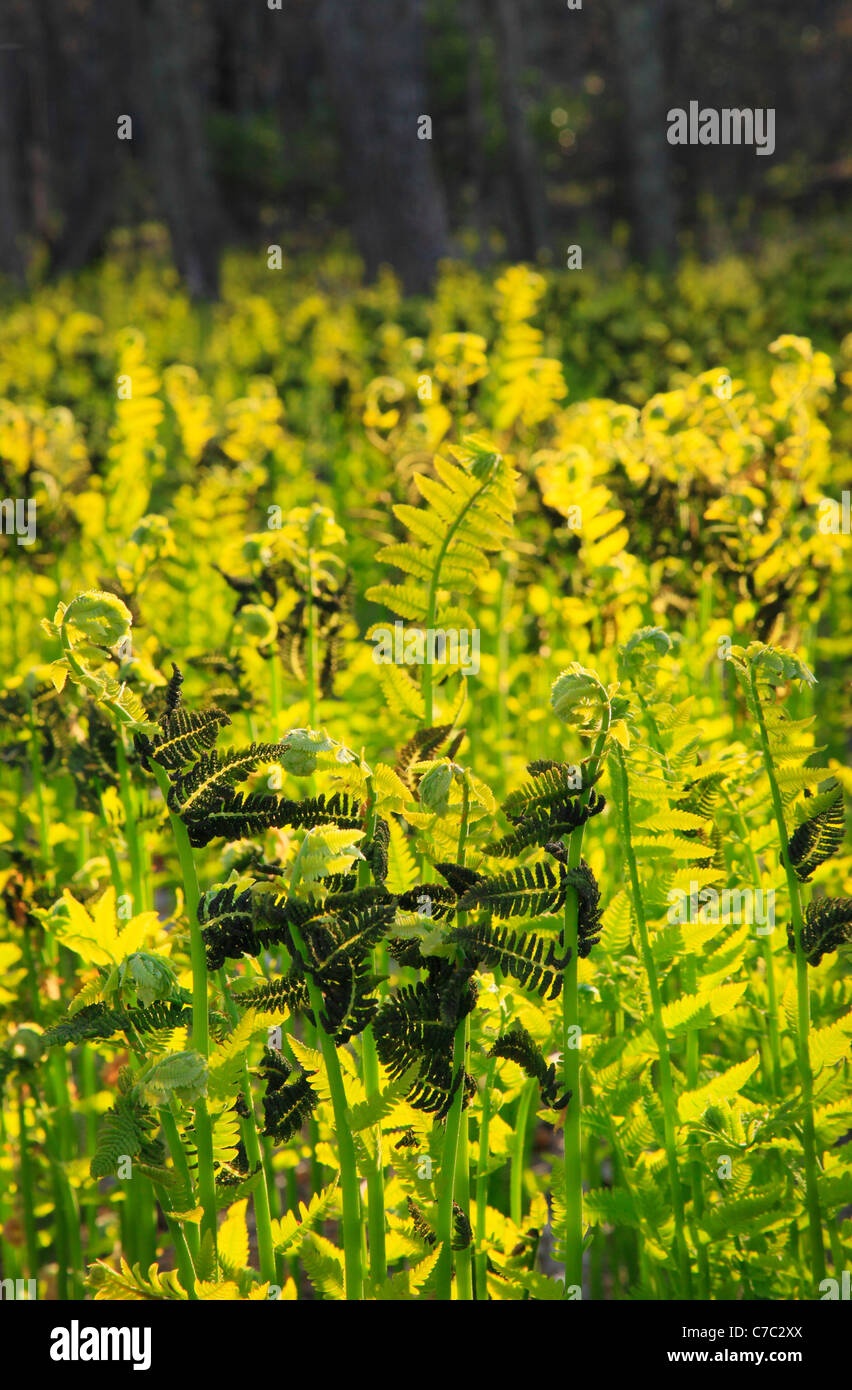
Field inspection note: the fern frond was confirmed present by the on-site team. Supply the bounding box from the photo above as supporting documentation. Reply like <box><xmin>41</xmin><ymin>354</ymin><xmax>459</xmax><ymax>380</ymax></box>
<box><xmin>365</xmin><ymin>817</ymin><xmax>390</xmax><ymax>884</ymax></box>
<box><xmin>489</xmin><ymin>1026</ymin><xmax>570</xmax><ymax>1108</ymax></box>
<box><xmin>483</xmin><ymin>790</ymin><xmax>605</xmax><ymax>857</ymax></box>
<box><xmin>502</xmin><ymin>762</ymin><xmax>587</xmax><ymax>819</ymax></box>
<box><xmin>91</xmin><ymin>1068</ymin><xmax>164</xmax><ymax>1179</ymax></box>
<box><xmin>457</xmin><ymin>861</ymin><xmax>567</xmax><ymax>919</ymax></box>
<box><xmin>406</xmin><ymin>1196</ymin><xmax>437</xmax><ymax>1246</ymax></box>
<box><xmin>167</xmin><ymin>745</ymin><xmax>284</xmax><ymax>818</ymax></box>
<box><xmin>232</xmin><ymin>973</ymin><xmax>312</xmax><ymax>1020</ymax></box>
<box><xmin>260</xmin><ymin>1049</ymin><xmax>319</xmax><ymax>1144</ymax></box>
<box><xmin>786</xmin><ymin>780</ymin><xmax>845</xmax><ymax>882</ymax></box>
<box><xmin>565</xmin><ymin>859</ymin><xmax>604</xmax><ymax>958</ymax></box>
<box><xmin>794</xmin><ymin>897</ymin><xmax>852</xmax><ymax>966</ymax></box>
<box><xmin>448</xmin><ymin>920</ymin><xmax>568</xmax><ymax>1000</ymax></box>
<box><xmin>43</xmin><ymin>1000</ymin><xmax>192</xmax><ymax>1049</ymax></box>
<box><xmin>137</xmin><ymin>706</ymin><xmax>231</xmax><ymax>772</ymax></box>
<box><xmin>395</xmin><ymin>724</ymin><xmax>461</xmax><ymax>791</ymax></box>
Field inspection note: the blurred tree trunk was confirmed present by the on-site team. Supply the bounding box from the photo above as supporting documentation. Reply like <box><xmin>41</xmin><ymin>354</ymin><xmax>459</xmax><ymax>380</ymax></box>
<box><xmin>314</xmin><ymin>0</ymin><xmax>450</xmax><ymax>293</ymax></box>
<box><xmin>137</xmin><ymin>0</ymin><xmax>222</xmax><ymax>298</ymax></box>
<box><xmin>42</xmin><ymin>0</ymin><xmax>125</xmax><ymax>276</ymax></box>
<box><xmin>612</xmin><ymin>0</ymin><xmax>678</xmax><ymax>263</ymax></box>
<box><xmin>464</xmin><ymin>0</ymin><xmax>491</xmax><ymax>262</ymax></box>
<box><xmin>490</xmin><ymin>0</ymin><xmax>548</xmax><ymax>259</ymax></box>
<box><xmin>0</xmin><ymin>44</ymin><xmax>24</xmax><ymax>281</ymax></box>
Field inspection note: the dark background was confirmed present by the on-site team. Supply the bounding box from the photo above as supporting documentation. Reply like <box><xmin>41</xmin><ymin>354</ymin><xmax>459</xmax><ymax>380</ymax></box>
<box><xmin>0</xmin><ymin>0</ymin><xmax>849</xmax><ymax>296</ymax></box>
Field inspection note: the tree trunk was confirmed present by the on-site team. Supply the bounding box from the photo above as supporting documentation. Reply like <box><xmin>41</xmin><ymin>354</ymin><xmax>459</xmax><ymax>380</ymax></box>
<box><xmin>137</xmin><ymin>0</ymin><xmax>223</xmax><ymax>299</ymax></box>
<box><xmin>490</xmin><ymin>0</ymin><xmax>548</xmax><ymax>260</ymax></box>
<box><xmin>612</xmin><ymin>0</ymin><xmax>678</xmax><ymax>263</ymax></box>
<box><xmin>0</xmin><ymin>42</ymin><xmax>24</xmax><ymax>281</ymax></box>
<box><xmin>314</xmin><ymin>0</ymin><xmax>451</xmax><ymax>293</ymax></box>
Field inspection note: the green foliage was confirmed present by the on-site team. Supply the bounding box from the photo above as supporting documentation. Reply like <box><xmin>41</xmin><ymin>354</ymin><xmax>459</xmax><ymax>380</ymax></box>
<box><xmin>489</xmin><ymin>1026</ymin><xmax>570</xmax><ymax>1109</ymax></box>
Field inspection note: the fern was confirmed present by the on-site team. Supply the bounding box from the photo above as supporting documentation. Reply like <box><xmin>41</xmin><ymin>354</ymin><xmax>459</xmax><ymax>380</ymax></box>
<box><xmin>483</xmin><ymin>789</ymin><xmax>605</xmax><ymax>858</ymax></box>
<box><xmin>91</xmin><ymin>1068</ymin><xmax>165</xmax><ymax>1179</ymax></box>
<box><xmin>489</xmin><ymin>1026</ymin><xmax>570</xmax><ymax>1109</ymax></box>
<box><xmin>794</xmin><ymin>897</ymin><xmax>852</xmax><ymax>966</ymax></box>
<box><xmin>448</xmin><ymin>920</ymin><xmax>568</xmax><ymax>1000</ymax></box>
<box><xmin>260</xmin><ymin>1049</ymin><xmax>319</xmax><ymax>1145</ymax></box>
<box><xmin>786</xmin><ymin>780</ymin><xmax>845</xmax><ymax>881</ymax></box>
<box><xmin>457</xmin><ymin>861</ymin><xmax>567</xmax><ymax>919</ymax></box>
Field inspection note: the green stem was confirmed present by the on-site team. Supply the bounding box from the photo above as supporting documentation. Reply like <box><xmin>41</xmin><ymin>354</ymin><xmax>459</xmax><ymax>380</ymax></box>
<box><xmin>287</xmin><ymin>851</ymin><xmax>363</xmax><ymax>1299</ymax></box>
<box><xmin>685</xmin><ymin>958</ymin><xmax>711</xmax><ymax>1299</ymax></box>
<box><xmin>16</xmin><ymin>1083</ymin><xmax>39</xmax><ymax>1281</ymax></box>
<box><xmin>613</xmin><ymin>744</ymin><xmax>692</xmax><ymax>1296</ymax></box>
<box><xmin>116</xmin><ymin>734</ymin><xmax>145</xmax><ymax>914</ymax></box>
<box><xmin>510</xmin><ymin>1080</ymin><xmax>536</xmax><ymax>1227</ymax></box>
<box><xmin>723</xmin><ymin>790</ymin><xmax>783</xmax><ymax>1097</ymax></box>
<box><xmin>473</xmin><ymin>1057</ymin><xmax>496</xmax><ymax>1300</ymax></box>
<box><xmin>215</xmin><ymin>971</ymin><xmax>277</xmax><ymax>1285</ymax></box>
<box><xmin>151</xmin><ymin>761</ymin><xmax>218</xmax><ymax>1264</ymax></box>
<box><xmin>560</xmin><ymin>720</ymin><xmax>609</xmax><ymax>1298</ymax></box>
<box><xmin>422</xmin><ymin>475</ymin><xmax>496</xmax><ymax>729</ymax></box>
<box><xmin>435</xmin><ymin>772</ymin><xmax>473</xmax><ymax>1300</ymax></box>
<box><xmin>305</xmin><ymin>548</ymin><xmax>318</xmax><ymax>728</ymax></box>
<box><xmin>749</xmin><ymin>668</ymin><xmax>825</xmax><ymax>1286</ymax></box>
<box><xmin>356</xmin><ymin>776</ymin><xmax>387</xmax><ymax>1289</ymax></box>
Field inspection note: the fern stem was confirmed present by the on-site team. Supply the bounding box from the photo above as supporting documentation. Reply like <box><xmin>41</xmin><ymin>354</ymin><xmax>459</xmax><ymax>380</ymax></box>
<box><xmin>511</xmin><ymin>1079</ymin><xmax>536</xmax><ymax>1226</ymax></box>
<box><xmin>16</xmin><ymin>1082</ymin><xmax>39</xmax><ymax>1281</ymax></box>
<box><xmin>306</xmin><ymin>546</ymin><xmax>318</xmax><ymax>727</ymax></box>
<box><xmin>239</xmin><ymin>1055</ymin><xmax>277</xmax><ymax>1284</ymax></box>
<box><xmin>159</xmin><ymin>1197</ymin><xmax>199</xmax><ymax>1297</ymax></box>
<box><xmin>612</xmin><ymin>744</ymin><xmax>692</xmax><ymax>1296</ymax></box>
<box><xmin>748</xmin><ymin>669</ymin><xmax>826</xmax><ymax>1287</ymax></box>
<box><xmin>559</xmin><ymin>724</ymin><xmax>608</xmax><ymax>1298</ymax></box>
<box><xmin>435</xmin><ymin>1016</ymin><xmax>470</xmax><ymax>1299</ymax></box>
<box><xmin>454</xmin><ymin>1017</ymin><xmax>474</xmax><ymax>1300</ymax></box>
<box><xmin>422</xmin><ymin>475</ymin><xmax>494</xmax><ymax>728</ymax></box>
<box><xmin>289</xmin><ymin>920</ymin><xmax>364</xmax><ymax>1299</ymax></box>
<box><xmin>150</xmin><ymin>761</ymin><xmax>218</xmax><ymax>1266</ymax></box>
<box><xmin>473</xmin><ymin>1055</ymin><xmax>496</xmax><ymax>1299</ymax></box>
<box><xmin>723</xmin><ymin>791</ymin><xmax>783</xmax><ymax>1097</ymax></box>
<box><xmin>116</xmin><ymin>733</ymin><xmax>146</xmax><ymax>915</ymax></box>
<box><xmin>287</xmin><ymin>852</ymin><xmax>363</xmax><ymax>1299</ymax></box>
<box><xmin>684</xmin><ymin>958</ymin><xmax>711</xmax><ymax>1299</ymax></box>
<box><xmin>215</xmin><ymin>976</ymin><xmax>278</xmax><ymax>1285</ymax></box>
<box><xmin>356</xmin><ymin>775</ymin><xmax>387</xmax><ymax>1289</ymax></box>
<box><xmin>435</xmin><ymin>772</ymin><xmax>473</xmax><ymax>1299</ymax></box>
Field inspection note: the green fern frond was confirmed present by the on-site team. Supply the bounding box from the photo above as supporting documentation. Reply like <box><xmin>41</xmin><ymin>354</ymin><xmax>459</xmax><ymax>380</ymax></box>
<box><xmin>502</xmin><ymin>761</ymin><xmax>587</xmax><ymax>819</ymax></box>
<box><xmin>137</xmin><ymin>706</ymin><xmax>231</xmax><ymax>772</ymax></box>
<box><xmin>457</xmin><ymin>861</ymin><xmax>567</xmax><ymax>919</ymax></box>
<box><xmin>794</xmin><ymin>897</ymin><xmax>852</xmax><ymax>966</ymax></box>
<box><xmin>166</xmin><ymin>745</ymin><xmax>284</xmax><ymax>819</ymax></box>
<box><xmin>395</xmin><ymin>724</ymin><xmax>463</xmax><ymax>792</ymax></box>
<box><xmin>786</xmin><ymin>780</ymin><xmax>845</xmax><ymax>882</ymax></box>
<box><xmin>565</xmin><ymin>860</ymin><xmax>604</xmax><ymax>958</ymax></box>
<box><xmin>91</xmin><ymin>1068</ymin><xmax>164</xmax><ymax>1179</ymax></box>
<box><xmin>43</xmin><ymin>1000</ymin><xmax>193</xmax><ymax>1049</ymax></box>
<box><xmin>232</xmin><ymin>973</ymin><xmax>312</xmax><ymax>1020</ymax></box>
<box><xmin>260</xmin><ymin>1048</ymin><xmax>319</xmax><ymax>1145</ymax></box>
<box><xmin>365</xmin><ymin>817</ymin><xmax>390</xmax><ymax>884</ymax></box>
<box><xmin>448</xmin><ymin>920</ymin><xmax>568</xmax><ymax>1000</ymax></box>
<box><xmin>489</xmin><ymin>1026</ymin><xmax>570</xmax><ymax>1108</ymax></box>
<box><xmin>483</xmin><ymin>790</ymin><xmax>605</xmax><ymax>858</ymax></box>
